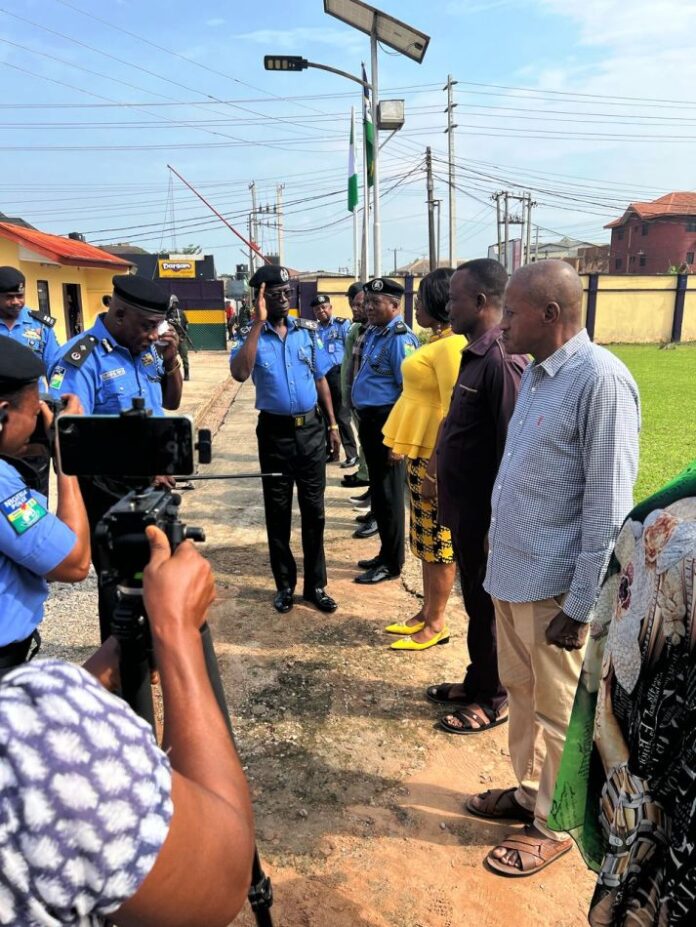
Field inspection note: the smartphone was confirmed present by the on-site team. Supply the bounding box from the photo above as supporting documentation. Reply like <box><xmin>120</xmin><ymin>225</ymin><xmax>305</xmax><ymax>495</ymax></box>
<box><xmin>56</xmin><ymin>415</ymin><xmax>195</xmax><ymax>477</ymax></box>
<box><xmin>155</xmin><ymin>319</ymin><xmax>170</xmax><ymax>348</ymax></box>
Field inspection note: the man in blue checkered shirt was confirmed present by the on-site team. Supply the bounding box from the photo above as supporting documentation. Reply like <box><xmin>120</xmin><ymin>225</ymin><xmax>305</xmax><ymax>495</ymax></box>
<box><xmin>467</xmin><ymin>260</ymin><xmax>640</xmax><ymax>878</ymax></box>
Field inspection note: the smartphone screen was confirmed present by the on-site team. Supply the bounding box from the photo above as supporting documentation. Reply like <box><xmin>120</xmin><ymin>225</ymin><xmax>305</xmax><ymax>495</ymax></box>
<box><xmin>56</xmin><ymin>415</ymin><xmax>195</xmax><ymax>476</ymax></box>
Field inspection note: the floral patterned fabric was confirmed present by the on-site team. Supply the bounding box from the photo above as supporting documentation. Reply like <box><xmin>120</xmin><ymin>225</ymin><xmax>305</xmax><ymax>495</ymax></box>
<box><xmin>549</xmin><ymin>461</ymin><xmax>696</xmax><ymax>926</ymax></box>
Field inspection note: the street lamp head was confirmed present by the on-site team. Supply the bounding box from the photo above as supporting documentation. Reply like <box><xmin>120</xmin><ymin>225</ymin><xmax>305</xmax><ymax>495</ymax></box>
<box><xmin>263</xmin><ymin>55</ymin><xmax>309</xmax><ymax>72</ymax></box>
<box><xmin>323</xmin><ymin>0</ymin><xmax>430</xmax><ymax>63</ymax></box>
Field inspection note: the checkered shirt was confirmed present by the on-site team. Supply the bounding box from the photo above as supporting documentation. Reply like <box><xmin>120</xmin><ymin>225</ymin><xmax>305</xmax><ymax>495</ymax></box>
<box><xmin>484</xmin><ymin>329</ymin><xmax>641</xmax><ymax>622</ymax></box>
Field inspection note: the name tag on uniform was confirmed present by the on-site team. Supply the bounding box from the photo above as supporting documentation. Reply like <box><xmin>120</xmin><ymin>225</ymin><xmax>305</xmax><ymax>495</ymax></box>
<box><xmin>24</xmin><ymin>329</ymin><xmax>41</xmax><ymax>342</ymax></box>
<box><xmin>328</xmin><ymin>343</ymin><xmax>336</xmax><ymax>354</ymax></box>
<box><xmin>101</xmin><ymin>367</ymin><xmax>126</xmax><ymax>381</ymax></box>
<box><xmin>1</xmin><ymin>489</ymin><xmax>47</xmax><ymax>535</ymax></box>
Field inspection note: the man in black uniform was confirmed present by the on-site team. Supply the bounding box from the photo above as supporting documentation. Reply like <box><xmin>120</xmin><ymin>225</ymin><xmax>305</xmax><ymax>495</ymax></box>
<box><xmin>230</xmin><ymin>264</ymin><xmax>340</xmax><ymax>614</ymax></box>
<box><xmin>167</xmin><ymin>295</ymin><xmax>191</xmax><ymax>381</ymax></box>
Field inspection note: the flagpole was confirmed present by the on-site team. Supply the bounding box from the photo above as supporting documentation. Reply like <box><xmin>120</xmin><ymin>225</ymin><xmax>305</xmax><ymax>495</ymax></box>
<box><xmin>361</xmin><ymin>66</ymin><xmax>370</xmax><ymax>282</ymax></box>
<box><xmin>351</xmin><ymin>106</ymin><xmax>359</xmax><ymax>280</ymax></box>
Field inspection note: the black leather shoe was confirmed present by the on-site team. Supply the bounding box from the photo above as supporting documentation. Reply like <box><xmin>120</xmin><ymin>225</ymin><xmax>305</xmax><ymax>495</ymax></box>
<box><xmin>341</xmin><ymin>473</ymin><xmax>370</xmax><ymax>488</ymax></box>
<box><xmin>349</xmin><ymin>489</ymin><xmax>371</xmax><ymax>503</ymax></box>
<box><xmin>358</xmin><ymin>555</ymin><xmax>383</xmax><ymax>569</ymax></box>
<box><xmin>340</xmin><ymin>456</ymin><xmax>359</xmax><ymax>469</ymax></box>
<box><xmin>354</xmin><ymin>565</ymin><xmax>399</xmax><ymax>584</ymax></box>
<box><xmin>353</xmin><ymin>519</ymin><xmax>378</xmax><ymax>539</ymax></box>
<box><xmin>303</xmin><ymin>588</ymin><xmax>338</xmax><ymax>612</ymax></box>
<box><xmin>273</xmin><ymin>588</ymin><xmax>294</xmax><ymax>613</ymax></box>
<box><xmin>355</xmin><ymin>510</ymin><xmax>374</xmax><ymax>524</ymax></box>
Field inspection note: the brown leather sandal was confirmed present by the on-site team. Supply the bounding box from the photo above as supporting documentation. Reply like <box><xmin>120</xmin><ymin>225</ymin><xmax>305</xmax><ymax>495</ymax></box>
<box><xmin>465</xmin><ymin>787</ymin><xmax>534</xmax><ymax>823</ymax></box>
<box><xmin>486</xmin><ymin>826</ymin><xmax>573</xmax><ymax>877</ymax></box>
<box><xmin>437</xmin><ymin>703</ymin><xmax>508</xmax><ymax>735</ymax></box>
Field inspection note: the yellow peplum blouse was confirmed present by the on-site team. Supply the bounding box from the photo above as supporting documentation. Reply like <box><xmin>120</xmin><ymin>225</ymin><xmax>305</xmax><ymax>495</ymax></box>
<box><xmin>382</xmin><ymin>328</ymin><xmax>466</xmax><ymax>458</ymax></box>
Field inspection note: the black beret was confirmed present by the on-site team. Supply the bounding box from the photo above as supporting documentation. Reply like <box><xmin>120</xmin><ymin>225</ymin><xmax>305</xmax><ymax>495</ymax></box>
<box><xmin>364</xmin><ymin>277</ymin><xmax>404</xmax><ymax>298</ymax></box>
<box><xmin>249</xmin><ymin>264</ymin><xmax>291</xmax><ymax>289</ymax></box>
<box><xmin>0</xmin><ymin>266</ymin><xmax>25</xmax><ymax>295</ymax></box>
<box><xmin>112</xmin><ymin>274</ymin><xmax>169</xmax><ymax>314</ymax></box>
<box><xmin>346</xmin><ymin>282</ymin><xmax>363</xmax><ymax>301</ymax></box>
<box><xmin>310</xmin><ymin>294</ymin><xmax>331</xmax><ymax>308</ymax></box>
<box><xmin>0</xmin><ymin>336</ymin><xmax>44</xmax><ymax>393</ymax></box>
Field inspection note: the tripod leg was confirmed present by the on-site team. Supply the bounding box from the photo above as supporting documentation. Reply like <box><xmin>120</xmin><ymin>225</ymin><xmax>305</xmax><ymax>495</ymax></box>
<box><xmin>199</xmin><ymin>624</ymin><xmax>274</xmax><ymax>926</ymax></box>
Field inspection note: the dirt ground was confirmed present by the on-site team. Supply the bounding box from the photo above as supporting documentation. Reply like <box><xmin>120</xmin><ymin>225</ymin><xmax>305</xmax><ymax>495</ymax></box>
<box><xmin>177</xmin><ymin>380</ymin><xmax>596</xmax><ymax>927</ymax></box>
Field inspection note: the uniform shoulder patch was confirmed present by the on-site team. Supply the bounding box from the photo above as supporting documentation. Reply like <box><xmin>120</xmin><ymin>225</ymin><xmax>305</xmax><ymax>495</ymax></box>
<box><xmin>49</xmin><ymin>367</ymin><xmax>66</xmax><ymax>391</ymax></box>
<box><xmin>62</xmin><ymin>336</ymin><xmax>98</xmax><ymax>368</ymax></box>
<box><xmin>393</xmin><ymin>321</ymin><xmax>409</xmax><ymax>334</ymax></box>
<box><xmin>296</xmin><ymin>318</ymin><xmax>318</xmax><ymax>331</ymax></box>
<box><xmin>1</xmin><ymin>488</ymin><xmax>48</xmax><ymax>535</ymax></box>
<box><xmin>334</xmin><ymin>317</ymin><xmax>348</xmax><ymax>324</ymax></box>
<box><xmin>28</xmin><ymin>309</ymin><xmax>57</xmax><ymax>328</ymax></box>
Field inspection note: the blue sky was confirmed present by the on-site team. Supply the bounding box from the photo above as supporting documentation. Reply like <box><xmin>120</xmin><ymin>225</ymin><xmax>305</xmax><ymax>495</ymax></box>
<box><xmin>1</xmin><ymin>0</ymin><xmax>696</xmax><ymax>274</ymax></box>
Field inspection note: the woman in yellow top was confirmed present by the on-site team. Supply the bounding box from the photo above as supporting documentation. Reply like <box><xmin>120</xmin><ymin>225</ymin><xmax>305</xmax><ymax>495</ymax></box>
<box><xmin>382</xmin><ymin>268</ymin><xmax>465</xmax><ymax>651</ymax></box>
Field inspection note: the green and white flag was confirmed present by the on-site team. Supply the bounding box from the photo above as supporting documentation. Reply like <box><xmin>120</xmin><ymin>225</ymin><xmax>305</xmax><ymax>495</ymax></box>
<box><xmin>348</xmin><ymin>108</ymin><xmax>358</xmax><ymax>212</ymax></box>
<box><xmin>362</xmin><ymin>63</ymin><xmax>374</xmax><ymax>188</ymax></box>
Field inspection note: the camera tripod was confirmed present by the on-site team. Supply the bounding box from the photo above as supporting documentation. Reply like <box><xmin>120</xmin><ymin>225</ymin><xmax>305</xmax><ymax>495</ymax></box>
<box><xmin>100</xmin><ymin>489</ymin><xmax>274</xmax><ymax>926</ymax></box>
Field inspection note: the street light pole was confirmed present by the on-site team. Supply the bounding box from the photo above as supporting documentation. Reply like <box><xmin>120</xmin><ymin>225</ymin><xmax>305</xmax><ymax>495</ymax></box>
<box><xmin>370</xmin><ymin>28</ymin><xmax>381</xmax><ymax>277</ymax></box>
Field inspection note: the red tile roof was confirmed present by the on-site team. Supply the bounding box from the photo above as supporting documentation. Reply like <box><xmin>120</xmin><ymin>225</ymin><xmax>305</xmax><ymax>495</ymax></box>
<box><xmin>606</xmin><ymin>192</ymin><xmax>696</xmax><ymax>228</ymax></box>
<box><xmin>0</xmin><ymin>222</ymin><xmax>132</xmax><ymax>269</ymax></box>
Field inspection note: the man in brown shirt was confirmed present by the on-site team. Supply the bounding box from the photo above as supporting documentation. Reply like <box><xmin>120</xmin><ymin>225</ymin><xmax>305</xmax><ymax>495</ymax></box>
<box><xmin>423</xmin><ymin>259</ymin><xmax>528</xmax><ymax>733</ymax></box>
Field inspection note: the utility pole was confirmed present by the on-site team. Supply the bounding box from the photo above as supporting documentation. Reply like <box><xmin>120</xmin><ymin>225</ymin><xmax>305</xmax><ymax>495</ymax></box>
<box><xmin>370</xmin><ymin>28</ymin><xmax>381</xmax><ymax>276</ymax></box>
<box><xmin>249</xmin><ymin>181</ymin><xmax>258</xmax><ymax>273</ymax></box>
<box><xmin>276</xmin><ymin>183</ymin><xmax>285</xmax><ymax>266</ymax></box>
<box><xmin>425</xmin><ymin>147</ymin><xmax>437</xmax><ymax>272</ymax></box>
<box><xmin>503</xmin><ymin>192</ymin><xmax>510</xmax><ymax>272</ymax></box>
<box><xmin>435</xmin><ymin>200</ymin><xmax>442</xmax><ymax>267</ymax></box>
<box><xmin>534</xmin><ymin>225</ymin><xmax>539</xmax><ymax>261</ymax></box>
<box><xmin>493</xmin><ymin>192</ymin><xmax>503</xmax><ymax>264</ymax></box>
<box><xmin>444</xmin><ymin>75</ymin><xmax>458</xmax><ymax>267</ymax></box>
<box><xmin>525</xmin><ymin>193</ymin><xmax>533</xmax><ymax>265</ymax></box>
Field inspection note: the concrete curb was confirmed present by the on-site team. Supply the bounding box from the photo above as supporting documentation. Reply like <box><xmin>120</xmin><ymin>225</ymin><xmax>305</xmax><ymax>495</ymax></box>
<box><xmin>193</xmin><ymin>375</ymin><xmax>241</xmax><ymax>429</ymax></box>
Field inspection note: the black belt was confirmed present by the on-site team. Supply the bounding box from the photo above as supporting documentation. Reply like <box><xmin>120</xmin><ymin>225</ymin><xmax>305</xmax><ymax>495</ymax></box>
<box><xmin>354</xmin><ymin>403</ymin><xmax>394</xmax><ymax>418</ymax></box>
<box><xmin>0</xmin><ymin>630</ymin><xmax>41</xmax><ymax>670</ymax></box>
<box><xmin>259</xmin><ymin>408</ymin><xmax>318</xmax><ymax>428</ymax></box>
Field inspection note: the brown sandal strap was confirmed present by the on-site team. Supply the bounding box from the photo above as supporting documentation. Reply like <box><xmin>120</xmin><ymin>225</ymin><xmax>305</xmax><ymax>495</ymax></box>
<box><xmin>494</xmin><ymin>832</ymin><xmax>572</xmax><ymax>872</ymax></box>
<box><xmin>468</xmin><ymin>787</ymin><xmax>533</xmax><ymax>821</ymax></box>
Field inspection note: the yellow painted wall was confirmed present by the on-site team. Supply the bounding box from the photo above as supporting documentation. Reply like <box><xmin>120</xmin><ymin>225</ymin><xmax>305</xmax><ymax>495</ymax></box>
<box><xmin>682</xmin><ymin>276</ymin><xmax>696</xmax><ymax>342</ymax></box>
<box><xmin>590</xmin><ymin>275</ymin><xmax>676</xmax><ymax>343</ymax></box>
<box><xmin>0</xmin><ymin>237</ymin><xmax>122</xmax><ymax>343</ymax></box>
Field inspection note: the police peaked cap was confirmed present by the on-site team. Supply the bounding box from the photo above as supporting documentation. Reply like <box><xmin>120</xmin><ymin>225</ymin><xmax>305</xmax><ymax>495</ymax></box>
<box><xmin>0</xmin><ymin>266</ymin><xmax>25</xmax><ymax>294</ymax></box>
<box><xmin>112</xmin><ymin>274</ymin><xmax>170</xmax><ymax>314</ymax></box>
<box><xmin>248</xmin><ymin>264</ymin><xmax>291</xmax><ymax>289</ymax></box>
<box><xmin>0</xmin><ymin>336</ymin><xmax>44</xmax><ymax>393</ymax></box>
<box><xmin>310</xmin><ymin>294</ymin><xmax>331</xmax><ymax>308</ymax></box>
<box><xmin>346</xmin><ymin>282</ymin><xmax>363</xmax><ymax>301</ymax></box>
<box><xmin>364</xmin><ymin>277</ymin><xmax>404</xmax><ymax>298</ymax></box>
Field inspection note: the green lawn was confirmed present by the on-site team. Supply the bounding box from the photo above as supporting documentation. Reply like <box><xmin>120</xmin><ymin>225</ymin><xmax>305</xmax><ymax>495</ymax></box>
<box><xmin>608</xmin><ymin>343</ymin><xmax>696</xmax><ymax>500</ymax></box>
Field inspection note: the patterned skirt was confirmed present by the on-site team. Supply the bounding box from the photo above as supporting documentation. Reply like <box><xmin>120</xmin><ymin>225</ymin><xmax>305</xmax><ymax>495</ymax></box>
<box><xmin>406</xmin><ymin>457</ymin><xmax>454</xmax><ymax>564</ymax></box>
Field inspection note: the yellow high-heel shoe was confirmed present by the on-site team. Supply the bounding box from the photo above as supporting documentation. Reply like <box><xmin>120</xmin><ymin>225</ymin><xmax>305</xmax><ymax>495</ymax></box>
<box><xmin>390</xmin><ymin>628</ymin><xmax>450</xmax><ymax>651</ymax></box>
<box><xmin>384</xmin><ymin>620</ymin><xmax>425</xmax><ymax>635</ymax></box>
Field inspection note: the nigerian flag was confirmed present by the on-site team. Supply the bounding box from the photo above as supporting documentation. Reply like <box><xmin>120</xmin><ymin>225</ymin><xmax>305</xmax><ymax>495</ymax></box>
<box><xmin>348</xmin><ymin>108</ymin><xmax>358</xmax><ymax>212</ymax></box>
<box><xmin>362</xmin><ymin>62</ymin><xmax>374</xmax><ymax>188</ymax></box>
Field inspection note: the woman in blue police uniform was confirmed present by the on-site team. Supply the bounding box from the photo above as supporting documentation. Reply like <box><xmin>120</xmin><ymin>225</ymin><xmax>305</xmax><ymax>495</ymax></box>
<box><xmin>352</xmin><ymin>277</ymin><xmax>420</xmax><ymax>584</ymax></box>
<box><xmin>0</xmin><ymin>338</ymin><xmax>91</xmax><ymax>677</ymax></box>
<box><xmin>48</xmin><ymin>274</ymin><xmax>182</xmax><ymax>640</ymax></box>
<box><xmin>310</xmin><ymin>294</ymin><xmax>358</xmax><ymax>467</ymax></box>
<box><xmin>230</xmin><ymin>264</ymin><xmax>340</xmax><ymax>614</ymax></box>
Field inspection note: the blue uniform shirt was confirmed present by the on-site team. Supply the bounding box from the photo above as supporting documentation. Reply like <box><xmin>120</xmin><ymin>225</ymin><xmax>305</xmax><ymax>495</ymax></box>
<box><xmin>315</xmin><ymin>315</ymin><xmax>351</xmax><ymax>372</ymax></box>
<box><xmin>230</xmin><ymin>316</ymin><xmax>330</xmax><ymax>415</ymax></box>
<box><xmin>351</xmin><ymin>315</ymin><xmax>420</xmax><ymax>410</ymax></box>
<box><xmin>0</xmin><ymin>459</ymin><xmax>76</xmax><ymax>646</ymax></box>
<box><xmin>0</xmin><ymin>306</ymin><xmax>62</xmax><ymax>375</ymax></box>
<box><xmin>48</xmin><ymin>314</ymin><xmax>166</xmax><ymax>415</ymax></box>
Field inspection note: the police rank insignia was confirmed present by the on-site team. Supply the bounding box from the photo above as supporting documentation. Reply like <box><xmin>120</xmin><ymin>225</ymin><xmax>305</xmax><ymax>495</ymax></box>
<box><xmin>142</xmin><ymin>352</ymin><xmax>154</xmax><ymax>367</ymax></box>
<box><xmin>1</xmin><ymin>489</ymin><xmax>48</xmax><ymax>535</ymax></box>
<box><xmin>280</xmin><ymin>268</ymin><xmax>289</xmax><ymax>282</ymax></box>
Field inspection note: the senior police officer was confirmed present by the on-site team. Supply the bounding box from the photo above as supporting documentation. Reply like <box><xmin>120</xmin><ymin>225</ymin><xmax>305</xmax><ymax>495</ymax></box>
<box><xmin>230</xmin><ymin>264</ymin><xmax>340</xmax><ymax>614</ymax></box>
<box><xmin>352</xmin><ymin>277</ymin><xmax>419</xmax><ymax>584</ymax></box>
<box><xmin>310</xmin><ymin>294</ymin><xmax>358</xmax><ymax>467</ymax></box>
<box><xmin>0</xmin><ymin>338</ymin><xmax>90</xmax><ymax>676</ymax></box>
<box><xmin>48</xmin><ymin>273</ymin><xmax>182</xmax><ymax>638</ymax></box>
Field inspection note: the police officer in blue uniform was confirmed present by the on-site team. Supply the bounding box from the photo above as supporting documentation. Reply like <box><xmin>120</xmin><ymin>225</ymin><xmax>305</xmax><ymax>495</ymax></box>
<box><xmin>311</xmin><ymin>294</ymin><xmax>358</xmax><ymax>467</ymax></box>
<box><xmin>230</xmin><ymin>264</ymin><xmax>340</xmax><ymax>614</ymax></box>
<box><xmin>0</xmin><ymin>338</ymin><xmax>91</xmax><ymax>676</ymax></box>
<box><xmin>48</xmin><ymin>274</ymin><xmax>182</xmax><ymax>639</ymax></box>
<box><xmin>352</xmin><ymin>277</ymin><xmax>420</xmax><ymax>584</ymax></box>
<box><xmin>0</xmin><ymin>266</ymin><xmax>63</xmax><ymax>496</ymax></box>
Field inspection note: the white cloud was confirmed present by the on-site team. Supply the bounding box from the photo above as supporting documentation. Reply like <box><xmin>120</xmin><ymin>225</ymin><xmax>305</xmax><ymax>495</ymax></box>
<box><xmin>236</xmin><ymin>26</ymin><xmax>364</xmax><ymax>53</ymax></box>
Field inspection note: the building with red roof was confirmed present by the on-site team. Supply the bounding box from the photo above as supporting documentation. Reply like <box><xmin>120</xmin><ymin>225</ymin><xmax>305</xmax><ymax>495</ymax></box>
<box><xmin>606</xmin><ymin>192</ymin><xmax>696</xmax><ymax>274</ymax></box>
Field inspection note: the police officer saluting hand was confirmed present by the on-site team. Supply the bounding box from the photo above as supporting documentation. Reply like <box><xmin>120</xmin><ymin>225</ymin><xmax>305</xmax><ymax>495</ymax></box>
<box><xmin>352</xmin><ymin>278</ymin><xmax>419</xmax><ymax>584</ymax></box>
<box><xmin>230</xmin><ymin>264</ymin><xmax>340</xmax><ymax>614</ymax></box>
<box><xmin>310</xmin><ymin>294</ymin><xmax>358</xmax><ymax>467</ymax></box>
<box><xmin>0</xmin><ymin>339</ymin><xmax>91</xmax><ymax>677</ymax></box>
<box><xmin>48</xmin><ymin>274</ymin><xmax>182</xmax><ymax>639</ymax></box>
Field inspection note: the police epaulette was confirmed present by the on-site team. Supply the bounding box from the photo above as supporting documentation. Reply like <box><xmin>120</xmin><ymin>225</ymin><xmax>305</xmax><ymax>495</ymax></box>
<box><xmin>334</xmin><ymin>316</ymin><xmax>348</xmax><ymax>323</ymax></box>
<box><xmin>393</xmin><ymin>321</ymin><xmax>409</xmax><ymax>334</ymax></box>
<box><xmin>28</xmin><ymin>309</ymin><xmax>57</xmax><ymax>329</ymax></box>
<box><xmin>63</xmin><ymin>336</ymin><xmax>98</xmax><ymax>368</ymax></box>
<box><xmin>296</xmin><ymin>318</ymin><xmax>318</xmax><ymax>331</ymax></box>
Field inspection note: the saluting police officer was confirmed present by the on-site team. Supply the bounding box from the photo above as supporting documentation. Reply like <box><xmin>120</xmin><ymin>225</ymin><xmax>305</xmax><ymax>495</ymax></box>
<box><xmin>230</xmin><ymin>264</ymin><xmax>340</xmax><ymax>614</ymax></box>
<box><xmin>352</xmin><ymin>278</ymin><xmax>419</xmax><ymax>585</ymax></box>
<box><xmin>0</xmin><ymin>266</ymin><xmax>63</xmax><ymax>495</ymax></box>
<box><xmin>48</xmin><ymin>274</ymin><xmax>182</xmax><ymax>639</ymax></box>
<box><xmin>0</xmin><ymin>338</ymin><xmax>90</xmax><ymax>676</ymax></box>
<box><xmin>310</xmin><ymin>294</ymin><xmax>358</xmax><ymax>467</ymax></box>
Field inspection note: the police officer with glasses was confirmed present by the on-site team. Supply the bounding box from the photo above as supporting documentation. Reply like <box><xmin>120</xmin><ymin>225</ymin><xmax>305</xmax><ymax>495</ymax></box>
<box><xmin>230</xmin><ymin>264</ymin><xmax>340</xmax><ymax>614</ymax></box>
<box><xmin>0</xmin><ymin>338</ymin><xmax>90</xmax><ymax>677</ymax></box>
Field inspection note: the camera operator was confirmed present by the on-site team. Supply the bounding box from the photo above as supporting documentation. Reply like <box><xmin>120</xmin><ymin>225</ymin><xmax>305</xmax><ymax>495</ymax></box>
<box><xmin>0</xmin><ymin>338</ymin><xmax>90</xmax><ymax>675</ymax></box>
<box><xmin>48</xmin><ymin>274</ymin><xmax>182</xmax><ymax>639</ymax></box>
<box><xmin>0</xmin><ymin>526</ymin><xmax>255</xmax><ymax>926</ymax></box>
